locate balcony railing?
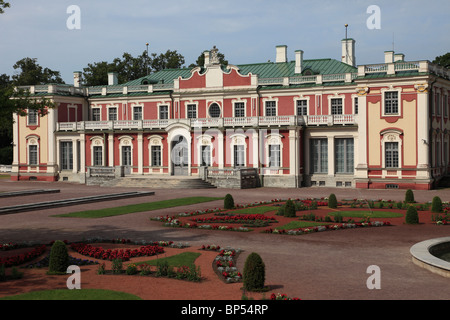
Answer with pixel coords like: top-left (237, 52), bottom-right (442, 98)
top-left (56, 115), bottom-right (357, 132)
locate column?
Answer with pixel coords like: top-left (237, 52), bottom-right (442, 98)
top-left (327, 136), bottom-right (335, 177)
top-left (252, 130), bottom-right (259, 169)
top-left (138, 132), bottom-right (143, 175)
top-left (108, 134), bottom-right (114, 167)
top-left (218, 130), bottom-right (224, 169)
top-left (80, 133), bottom-right (86, 173)
top-left (416, 87), bottom-right (430, 179)
top-left (72, 138), bottom-right (78, 173)
top-left (355, 94), bottom-right (368, 180)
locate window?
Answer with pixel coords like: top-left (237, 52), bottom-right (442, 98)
top-left (234, 102), bottom-right (245, 118)
top-left (297, 100), bottom-right (308, 116)
top-left (201, 145), bottom-right (211, 166)
top-left (122, 146), bottom-right (132, 166)
top-left (234, 145), bottom-right (245, 167)
top-left (60, 142), bottom-right (73, 170)
top-left (310, 139), bottom-right (328, 174)
top-left (159, 105), bottom-right (169, 120)
top-left (354, 97), bottom-right (359, 115)
top-left (151, 146), bottom-right (162, 167)
top-left (92, 109), bottom-right (101, 121)
top-left (445, 95), bottom-right (448, 117)
top-left (385, 142), bottom-right (399, 168)
top-left (384, 92), bottom-right (399, 115)
top-left (187, 104), bottom-right (197, 119)
top-left (93, 146), bottom-right (103, 166)
top-left (331, 98), bottom-right (343, 115)
top-left (28, 109), bottom-right (38, 125)
top-left (209, 103), bottom-right (221, 118)
top-left (29, 145), bottom-right (38, 166)
top-left (108, 108), bottom-right (117, 121)
top-left (265, 101), bottom-right (277, 117)
top-left (133, 106), bottom-right (143, 120)
top-left (335, 138), bottom-right (354, 174)
top-left (269, 145), bottom-right (281, 168)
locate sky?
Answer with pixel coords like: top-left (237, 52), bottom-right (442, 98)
top-left (1, 0), bottom-right (449, 84)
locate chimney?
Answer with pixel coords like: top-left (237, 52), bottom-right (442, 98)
top-left (203, 50), bottom-right (210, 67)
top-left (108, 72), bottom-right (118, 86)
top-left (394, 53), bottom-right (405, 62)
top-left (341, 38), bottom-right (356, 67)
top-left (276, 45), bottom-right (287, 63)
top-left (295, 50), bottom-right (304, 74)
top-left (384, 51), bottom-right (395, 63)
top-left (73, 71), bottom-right (82, 88)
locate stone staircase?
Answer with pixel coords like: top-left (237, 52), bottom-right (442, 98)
top-left (98, 176), bottom-right (217, 189)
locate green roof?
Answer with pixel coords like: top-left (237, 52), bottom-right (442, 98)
top-left (120, 58), bottom-right (357, 88)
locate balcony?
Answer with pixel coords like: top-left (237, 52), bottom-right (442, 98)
top-left (56, 115), bottom-right (357, 132)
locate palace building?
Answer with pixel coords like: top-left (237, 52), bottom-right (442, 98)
top-left (11, 40), bottom-right (450, 190)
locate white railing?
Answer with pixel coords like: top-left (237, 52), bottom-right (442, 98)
top-left (364, 64), bottom-right (388, 73)
top-left (57, 115), bottom-right (355, 131)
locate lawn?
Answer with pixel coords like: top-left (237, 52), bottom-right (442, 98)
top-left (52, 197), bottom-right (223, 218)
top-left (134, 252), bottom-right (201, 267)
top-left (231, 206), bottom-right (278, 215)
top-left (329, 210), bottom-right (404, 219)
top-left (276, 221), bottom-right (332, 231)
top-left (0, 289), bottom-right (142, 300)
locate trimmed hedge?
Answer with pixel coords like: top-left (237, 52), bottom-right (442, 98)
top-left (224, 194), bottom-right (235, 210)
top-left (48, 240), bottom-right (69, 274)
top-left (243, 253), bottom-right (265, 292)
top-left (405, 206), bottom-right (419, 225)
top-left (328, 194), bottom-right (338, 209)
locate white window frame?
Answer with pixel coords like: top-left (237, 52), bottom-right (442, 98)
top-left (196, 135), bottom-right (214, 167)
top-left (118, 136), bottom-right (134, 167)
top-left (107, 106), bottom-right (118, 121)
top-left (381, 129), bottom-right (403, 176)
top-left (294, 97), bottom-right (309, 116)
top-left (263, 99), bottom-right (278, 117)
top-left (158, 104), bottom-right (169, 120)
top-left (27, 109), bottom-right (38, 126)
top-left (148, 135), bottom-right (164, 168)
top-left (208, 102), bottom-right (222, 119)
top-left (133, 106), bottom-right (143, 120)
top-left (90, 136), bottom-right (105, 167)
top-left (233, 101), bottom-right (247, 118)
top-left (264, 133), bottom-right (284, 174)
top-left (186, 103), bottom-right (198, 119)
top-left (91, 107), bottom-right (101, 121)
top-left (26, 136), bottom-right (40, 166)
top-left (230, 133), bottom-right (247, 168)
top-left (381, 87), bottom-right (402, 117)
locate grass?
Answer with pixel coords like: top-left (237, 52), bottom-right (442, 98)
top-left (52, 196), bottom-right (223, 218)
top-left (329, 211), bottom-right (403, 219)
top-left (276, 221), bottom-right (331, 230)
top-left (134, 252), bottom-right (201, 267)
top-left (231, 206), bottom-right (277, 215)
top-left (0, 289), bottom-right (142, 300)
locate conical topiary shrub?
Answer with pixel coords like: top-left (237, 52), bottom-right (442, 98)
top-left (48, 240), bottom-right (70, 274)
top-left (405, 205), bottom-right (419, 225)
top-left (284, 199), bottom-right (296, 217)
top-left (243, 252), bottom-right (266, 292)
top-left (328, 194), bottom-right (338, 209)
top-left (224, 194), bottom-right (235, 209)
top-left (405, 189), bottom-right (415, 203)
top-left (431, 196), bottom-right (443, 213)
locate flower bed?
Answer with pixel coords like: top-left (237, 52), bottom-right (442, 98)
top-left (70, 243), bottom-right (165, 262)
top-left (210, 247), bottom-right (243, 284)
top-left (0, 245), bottom-right (47, 267)
top-left (192, 214), bottom-right (277, 224)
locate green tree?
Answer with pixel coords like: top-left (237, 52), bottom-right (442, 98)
top-left (328, 194), bottom-right (338, 209)
top-left (431, 196), bottom-right (443, 213)
top-left (150, 50), bottom-right (185, 72)
top-left (224, 194), bottom-right (235, 209)
top-left (12, 58), bottom-right (64, 86)
top-left (405, 206), bottom-right (419, 225)
top-left (433, 53), bottom-right (450, 68)
top-left (48, 240), bottom-right (70, 274)
top-left (0, 1), bottom-right (10, 14)
top-left (405, 189), bottom-right (415, 203)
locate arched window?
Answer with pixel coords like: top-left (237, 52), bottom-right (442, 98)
top-left (209, 103), bottom-right (221, 118)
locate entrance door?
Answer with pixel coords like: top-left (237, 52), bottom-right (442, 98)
top-left (122, 146), bottom-right (132, 175)
top-left (172, 136), bottom-right (189, 176)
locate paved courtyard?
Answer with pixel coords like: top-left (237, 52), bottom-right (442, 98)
top-left (1, 179), bottom-right (450, 300)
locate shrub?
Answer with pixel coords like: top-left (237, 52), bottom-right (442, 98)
top-left (396, 201), bottom-right (403, 209)
top-left (243, 253), bottom-right (265, 292)
top-left (48, 240), bottom-right (69, 274)
top-left (112, 259), bottom-right (123, 274)
top-left (126, 263), bottom-right (138, 275)
top-left (328, 194), bottom-right (338, 209)
top-left (224, 194), bottom-right (235, 209)
top-left (405, 206), bottom-right (419, 225)
top-left (405, 189), bottom-right (415, 203)
top-left (284, 200), bottom-right (296, 218)
top-left (431, 196), bottom-right (443, 213)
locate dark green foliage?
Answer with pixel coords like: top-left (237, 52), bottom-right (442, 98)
top-left (328, 194), bottom-right (338, 209)
top-left (224, 194), bottom-right (235, 209)
top-left (243, 253), bottom-right (265, 292)
top-left (405, 189), bottom-right (415, 203)
top-left (284, 200), bottom-right (296, 218)
top-left (405, 206), bottom-right (419, 225)
top-left (431, 196), bottom-right (443, 213)
top-left (48, 240), bottom-right (69, 274)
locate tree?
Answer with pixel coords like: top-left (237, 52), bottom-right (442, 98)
top-left (433, 53), bottom-right (450, 68)
top-left (48, 240), bottom-right (70, 274)
top-left (0, 1), bottom-right (10, 14)
top-left (405, 206), bottom-right (419, 225)
top-left (243, 253), bottom-right (266, 292)
top-left (12, 58), bottom-right (64, 86)
top-left (189, 49), bottom-right (228, 68)
top-left (150, 50), bottom-right (185, 72)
